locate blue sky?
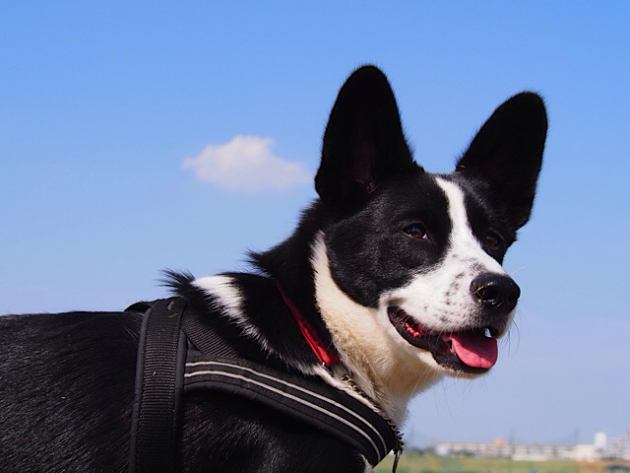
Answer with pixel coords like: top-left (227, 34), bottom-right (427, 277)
top-left (1, 2), bottom-right (629, 445)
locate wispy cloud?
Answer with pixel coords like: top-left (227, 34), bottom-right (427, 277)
top-left (183, 135), bottom-right (311, 192)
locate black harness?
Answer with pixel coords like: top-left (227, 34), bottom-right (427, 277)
top-left (126, 297), bottom-right (402, 472)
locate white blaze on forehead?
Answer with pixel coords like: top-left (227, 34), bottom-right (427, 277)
top-left (434, 177), bottom-right (504, 275)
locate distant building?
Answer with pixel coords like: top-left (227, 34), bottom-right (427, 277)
top-left (608, 430), bottom-right (630, 461)
top-left (433, 430), bottom-right (630, 462)
top-left (595, 432), bottom-right (608, 450)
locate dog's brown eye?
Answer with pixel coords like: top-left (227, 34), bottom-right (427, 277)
top-left (484, 231), bottom-right (503, 250)
top-left (403, 223), bottom-right (429, 240)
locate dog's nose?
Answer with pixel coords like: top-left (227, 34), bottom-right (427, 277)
top-left (470, 273), bottom-right (520, 312)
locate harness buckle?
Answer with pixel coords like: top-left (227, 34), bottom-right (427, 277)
top-left (392, 447), bottom-right (402, 473)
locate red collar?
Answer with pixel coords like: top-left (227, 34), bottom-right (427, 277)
top-left (277, 284), bottom-right (339, 367)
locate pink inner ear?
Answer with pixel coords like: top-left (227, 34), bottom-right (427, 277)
top-left (351, 141), bottom-right (377, 190)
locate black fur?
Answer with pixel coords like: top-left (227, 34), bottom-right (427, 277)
top-left (455, 92), bottom-right (547, 230)
top-left (0, 313), bottom-right (140, 471)
top-left (0, 65), bottom-right (547, 472)
top-left (316, 65), bottom-right (420, 210)
top-left (0, 282), bottom-right (365, 473)
top-left (325, 173), bottom-right (453, 307)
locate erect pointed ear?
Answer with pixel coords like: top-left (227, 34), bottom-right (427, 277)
top-left (455, 92), bottom-right (548, 229)
top-left (315, 65), bottom-right (419, 208)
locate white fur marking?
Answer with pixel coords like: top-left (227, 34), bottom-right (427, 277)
top-left (192, 275), bottom-right (275, 354)
top-left (362, 455), bottom-right (373, 472)
top-left (312, 233), bottom-right (441, 424)
top-left (437, 177), bottom-right (505, 276)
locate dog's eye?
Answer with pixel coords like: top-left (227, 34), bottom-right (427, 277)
top-left (484, 230), bottom-right (504, 250)
top-left (403, 223), bottom-right (430, 240)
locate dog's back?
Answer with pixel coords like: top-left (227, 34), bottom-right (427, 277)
top-left (0, 311), bottom-right (367, 473)
top-left (0, 313), bottom-right (139, 471)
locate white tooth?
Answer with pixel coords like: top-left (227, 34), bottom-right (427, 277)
top-left (484, 327), bottom-right (492, 338)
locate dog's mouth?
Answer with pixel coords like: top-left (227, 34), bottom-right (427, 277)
top-left (387, 307), bottom-right (499, 374)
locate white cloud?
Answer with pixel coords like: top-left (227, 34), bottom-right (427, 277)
top-left (183, 135), bottom-right (311, 192)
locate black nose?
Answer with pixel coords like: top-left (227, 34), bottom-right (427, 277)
top-left (470, 273), bottom-right (521, 312)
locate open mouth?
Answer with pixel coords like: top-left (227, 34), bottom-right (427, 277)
top-left (387, 307), bottom-right (499, 374)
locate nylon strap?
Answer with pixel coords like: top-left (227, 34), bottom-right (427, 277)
top-left (126, 297), bottom-right (400, 470)
top-left (183, 353), bottom-right (398, 466)
top-left (128, 297), bottom-right (186, 473)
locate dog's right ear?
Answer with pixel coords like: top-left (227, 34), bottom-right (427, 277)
top-left (315, 66), bottom-right (418, 208)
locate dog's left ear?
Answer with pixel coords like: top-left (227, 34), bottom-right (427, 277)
top-left (455, 92), bottom-right (548, 229)
top-left (315, 66), bottom-right (418, 208)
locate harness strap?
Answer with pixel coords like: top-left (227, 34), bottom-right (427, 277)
top-left (184, 352), bottom-right (397, 466)
top-left (128, 297), bottom-right (186, 473)
top-left (181, 300), bottom-right (239, 359)
top-left (126, 297), bottom-right (401, 470)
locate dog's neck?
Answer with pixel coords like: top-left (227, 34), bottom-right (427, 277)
top-left (250, 208), bottom-right (442, 423)
top-left (310, 234), bottom-right (441, 424)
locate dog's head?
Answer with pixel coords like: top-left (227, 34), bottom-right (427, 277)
top-left (313, 66), bottom-right (547, 379)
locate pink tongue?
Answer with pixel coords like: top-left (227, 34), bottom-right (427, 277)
top-left (445, 332), bottom-right (498, 369)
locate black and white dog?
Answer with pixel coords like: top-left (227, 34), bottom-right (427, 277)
top-left (0, 66), bottom-right (547, 473)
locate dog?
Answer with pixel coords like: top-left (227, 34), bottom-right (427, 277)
top-left (0, 65), bottom-right (547, 473)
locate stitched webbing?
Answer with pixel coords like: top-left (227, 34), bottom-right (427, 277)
top-left (128, 298), bottom-right (186, 473)
top-left (183, 354), bottom-right (398, 466)
top-left (126, 298), bottom-right (400, 469)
